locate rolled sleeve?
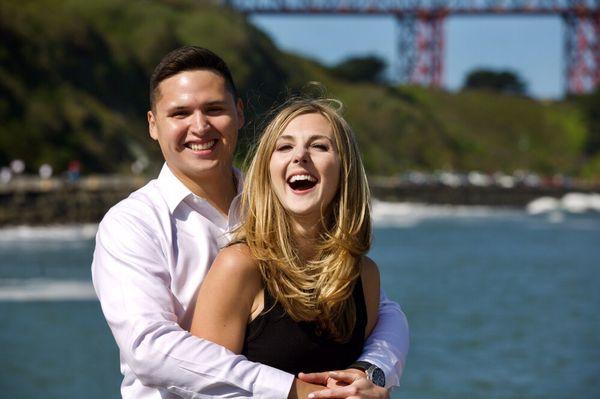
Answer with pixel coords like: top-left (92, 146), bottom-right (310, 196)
top-left (358, 289), bottom-right (409, 389)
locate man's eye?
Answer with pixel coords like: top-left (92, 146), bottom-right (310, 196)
top-left (170, 111), bottom-right (189, 118)
top-left (206, 108), bottom-right (224, 115)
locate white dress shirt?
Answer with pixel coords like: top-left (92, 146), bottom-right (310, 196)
top-left (92, 164), bottom-right (409, 399)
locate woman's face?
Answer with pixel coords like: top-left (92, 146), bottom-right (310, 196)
top-left (269, 112), bottom-right (341, 225)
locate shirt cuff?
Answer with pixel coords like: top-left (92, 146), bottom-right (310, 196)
top-left (357, 354), bottom-right (402, 389)
top-left (254, 365), bottom-right (295, 399)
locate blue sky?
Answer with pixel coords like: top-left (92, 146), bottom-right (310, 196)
top-left (251, 15), bottom-right (563, 99)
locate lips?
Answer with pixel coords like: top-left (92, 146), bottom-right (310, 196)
top-left (287, 173), bottom-right (318, 191)
top-left (186, 140), bottom-right (217, 151)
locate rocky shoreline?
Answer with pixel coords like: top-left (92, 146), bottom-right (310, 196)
top-left (0, 176), bottom-right (146, 226)
top-left (0, 175), bottom-right (598, 226)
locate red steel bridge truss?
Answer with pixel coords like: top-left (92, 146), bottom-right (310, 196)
top-left (223, 1), bottom-right (600, 94)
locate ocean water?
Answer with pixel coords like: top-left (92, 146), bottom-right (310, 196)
top-left (0, 205), bottom-right (598, 399)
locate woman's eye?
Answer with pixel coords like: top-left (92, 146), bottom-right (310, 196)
top-left (312, 143), bottom-right (329, 151)
top-left (275, 144), bottom-right (292, 151)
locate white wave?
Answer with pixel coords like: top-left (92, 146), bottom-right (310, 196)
top-left (562, 192), bottom-right (600, 213)
top-left (526, 197), bottom-right (561, 215)
top-left (0, 279), bottom-right (97, 301)
top-left (526, 192), bottom-right (600, 215)
top-left (0, 224), bottom-right (98, 242)
top-left (372, 200), bottom-right (522, 227)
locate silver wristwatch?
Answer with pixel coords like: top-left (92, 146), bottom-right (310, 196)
top-left (349, 361), bottom-right (386, 387)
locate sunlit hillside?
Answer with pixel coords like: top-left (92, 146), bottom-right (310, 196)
top-left (1, 0), bottom-right (598, 178)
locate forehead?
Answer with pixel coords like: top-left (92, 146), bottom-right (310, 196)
top-left (279, 112), bottom-right (333, 138)
top-left (155, 70), bottom-right (232, 106)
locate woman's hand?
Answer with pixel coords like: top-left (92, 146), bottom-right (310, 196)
top-left (299, 370), bottom-right (389, 399)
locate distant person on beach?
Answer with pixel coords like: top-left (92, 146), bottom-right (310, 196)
top-left (190, 98), bottom-right (391, 397)
top-left (92, 46), bottom-right (408, 398)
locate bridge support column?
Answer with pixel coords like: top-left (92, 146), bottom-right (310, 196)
top-left (564, 11), bottom-right (600, 94)
top-left (396, 12), bottom-right (446, 88)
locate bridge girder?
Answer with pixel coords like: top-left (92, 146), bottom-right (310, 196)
top-left (225, 1), bottom-right (600, 15)
top-left (225, 1), bottom-right (600, 93)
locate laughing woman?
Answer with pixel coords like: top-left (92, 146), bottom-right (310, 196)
top-left (190, 99), bottom-right (388, 398)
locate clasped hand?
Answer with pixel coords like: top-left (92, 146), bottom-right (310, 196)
top-left (298, 369), bottom-right (390, 399)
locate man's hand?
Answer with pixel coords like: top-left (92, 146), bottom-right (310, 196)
top-left (298, 368), bottom-right (365, 389)
top-left (298, 370), bottom-right (389, 399)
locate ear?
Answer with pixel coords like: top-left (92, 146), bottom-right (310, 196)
top-left (235, 98), bottom-right (245, 129)
top-left (148, 110), bottom-right (158, 141)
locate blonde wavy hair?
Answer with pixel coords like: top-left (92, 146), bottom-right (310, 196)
top-left (236, 98), bottom-right (372, 342)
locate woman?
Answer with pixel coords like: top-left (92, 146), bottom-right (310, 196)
top-left (190, 98), bottom-right (385, 397)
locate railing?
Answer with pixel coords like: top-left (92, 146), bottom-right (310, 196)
top-left (224, 1), bottom-right (600, 15)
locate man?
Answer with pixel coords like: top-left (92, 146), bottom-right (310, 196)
top-left (92, 46), bottom-right (408, 399)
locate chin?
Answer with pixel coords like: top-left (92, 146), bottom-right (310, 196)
top-left (289, 206), bottom-right (323, 219)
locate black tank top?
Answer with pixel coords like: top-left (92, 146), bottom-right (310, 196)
top-left (242, 278), bottom-right (367, 376)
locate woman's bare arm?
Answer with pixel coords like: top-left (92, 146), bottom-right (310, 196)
top-left (190, 244), bottom-right (263, 353)
top-left (361, 256), bottom-right (381, 338)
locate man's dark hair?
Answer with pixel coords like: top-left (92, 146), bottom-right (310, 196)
top-left (149, 46), bottom-right (239, 110)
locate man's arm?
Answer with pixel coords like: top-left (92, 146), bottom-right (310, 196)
top-left (357, 289), bottom-right (409, 388)
top-left (91, 205), bottom-right (294, 398)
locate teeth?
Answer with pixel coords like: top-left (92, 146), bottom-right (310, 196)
top-left (188, 141), bottom-right (216, 151)
top-left (288, 174), bottom-right (316, 183)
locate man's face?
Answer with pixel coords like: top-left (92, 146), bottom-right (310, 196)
top-left (147, 70), bottom-right (244, 184)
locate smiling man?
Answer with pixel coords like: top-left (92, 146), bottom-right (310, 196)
top-left (147, 67), bottom-right (242, 215)
top-left (92, 46), bottom-right (408, 399)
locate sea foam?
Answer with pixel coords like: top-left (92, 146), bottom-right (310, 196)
top-left (0, 206), bottom-right (525, 236)
top-left (0, 279), bottom-right (96, 301)
top-left (0, 224), bottom-right (98, 242)
top-left (371, 200), bottom-right (522, 227)
top-left (526, 192), bottom-right (600, 215)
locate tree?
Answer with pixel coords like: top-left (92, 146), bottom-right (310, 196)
top-left (580, 87), bottom-right (600, 156)
top-left (331, 55), bottom-right (387, 83)
top-left (463, 69), bottom-right (527, 95)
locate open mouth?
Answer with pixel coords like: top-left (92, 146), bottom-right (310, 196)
top-left (287, 174), bottom-right (317, 191)
top-left (186, 140), bottom-right (217, 151)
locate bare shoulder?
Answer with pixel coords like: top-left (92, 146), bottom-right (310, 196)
top-left (211, 243), bottom-right (261, 284)
top-left (361, 256), bottom-right (381, 286)
top-left (191, 243), bottom-right (262, 352)
top-left (215, 243), bottom-right (257, 266)
top-left (196, 243), bottom-right (263, 315)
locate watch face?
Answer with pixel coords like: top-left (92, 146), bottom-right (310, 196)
top-left (368, 367), bottom-right (386, 387)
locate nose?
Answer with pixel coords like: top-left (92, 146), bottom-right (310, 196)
top-left (190, 111), bottom-right (209, 134)
top-left (292, 146), bottom-right (309, 164)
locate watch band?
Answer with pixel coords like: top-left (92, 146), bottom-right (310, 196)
top-left (348, 361), bottom-right (386, 388)
top-left (348, 360), bottom-right (372, 372)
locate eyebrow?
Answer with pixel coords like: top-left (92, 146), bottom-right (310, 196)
top-left (166, 100), bottom-right (228, 111)
top-left (204, 100), bottom-right (228, 106)
top-left (166, 106), bottom-right (190, 112)
top-left (276, 134), bottom-right (333, 142)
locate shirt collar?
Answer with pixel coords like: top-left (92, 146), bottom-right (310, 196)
top-left (232, 167), bottom-right (244, 195)
top-left (156, 163), bottom-right (244, 214)
top-left (157, 164), bottom-right (193, 213)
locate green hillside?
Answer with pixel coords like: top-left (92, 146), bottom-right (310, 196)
top-left (1, 0), bottom-right (598, 178)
